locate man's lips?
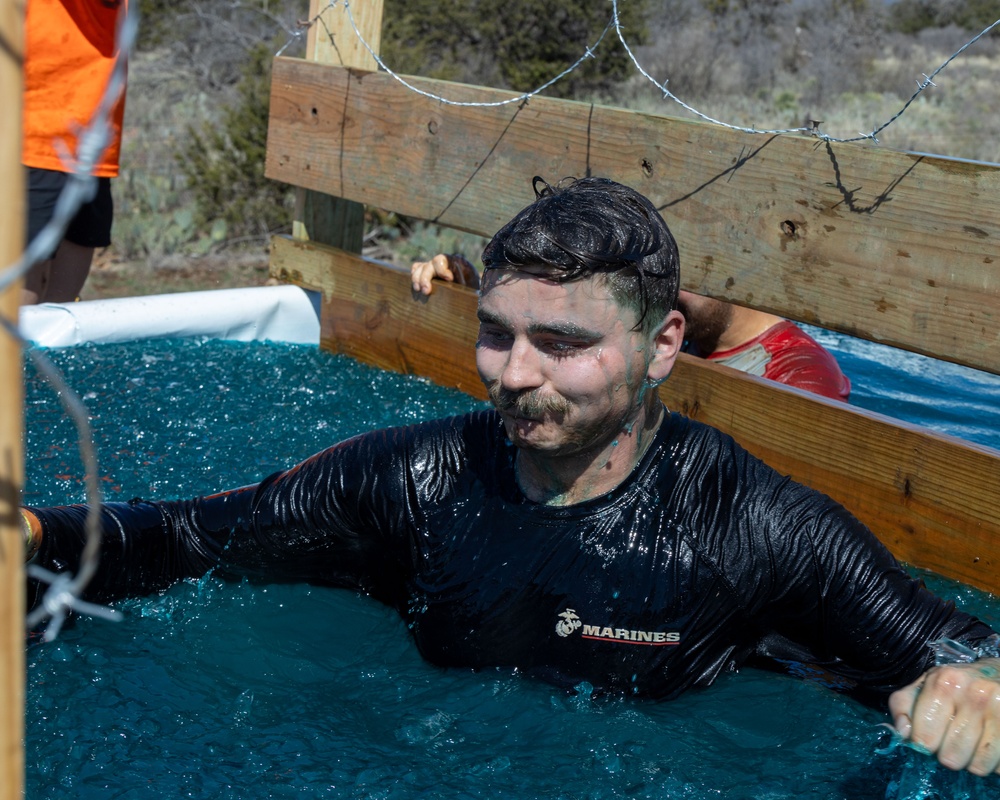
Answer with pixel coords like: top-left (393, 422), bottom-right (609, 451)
top-left (504, 410), bottom-right (542, 423)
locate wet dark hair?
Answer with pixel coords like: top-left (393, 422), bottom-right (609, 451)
top-left (481, 176), bottom-right (679, 334)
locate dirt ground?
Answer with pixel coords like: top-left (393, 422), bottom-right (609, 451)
top-left (79, 246), bottom-right (276, 301)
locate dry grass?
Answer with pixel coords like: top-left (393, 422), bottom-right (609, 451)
top-left (615, 28), bottom-right (1000, 164)
top-left (80, 248), bottom-right (273, 301)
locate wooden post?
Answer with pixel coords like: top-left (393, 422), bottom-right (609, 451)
top-left (0, 0), bottom-right (25, 795)
top-left (292, 0), bottom-right (384, 250)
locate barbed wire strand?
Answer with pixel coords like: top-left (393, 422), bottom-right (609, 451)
top-left (336, 0), bottom-right (615, 108)
top-left (0, 3), bottom-right (140, 640)
top-left (321, 0), bottom-right (1000, 145)
top-left (610, 0), bottom-right (1000, 143)
top-left (3, 316), bottom-right (122, 638)
top-left (607, 0), bottom-right (807, 136)
top-left (837, 15), bottom-right (1000, 144)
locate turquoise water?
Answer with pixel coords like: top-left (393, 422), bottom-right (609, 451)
top-left (22, 339), bottom-right (1000, 799)
top-left (806, 325), bottom-right (1000, 452)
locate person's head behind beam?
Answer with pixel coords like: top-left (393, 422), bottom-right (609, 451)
top-left (480, 176), bottom-right (680, 336)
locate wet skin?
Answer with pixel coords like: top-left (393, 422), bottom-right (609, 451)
top-left (676, 290), bottom-right (733, 353)
top-left (475, 269), bottom-right (683, 505)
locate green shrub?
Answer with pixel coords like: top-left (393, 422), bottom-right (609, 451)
top-left (175, 43), bottom-right (294, 243)
top-left (382, 0), bottom-right (650, 98)
top-left (885, 0), bottom-right (1000, 34)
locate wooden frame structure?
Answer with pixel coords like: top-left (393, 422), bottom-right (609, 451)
top-left (265, 1), bottom-right (1000, 595)
top-left (1, 0), bottom-right (24, 795)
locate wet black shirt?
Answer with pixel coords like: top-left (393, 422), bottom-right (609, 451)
top-left (31, 409), bottom-right (994, 700)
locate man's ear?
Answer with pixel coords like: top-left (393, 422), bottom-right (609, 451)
top-left (646, 310), bottom-right (685, 385)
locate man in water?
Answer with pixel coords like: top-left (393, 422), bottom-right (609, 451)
top-left (411, 255), bottom-right (851, 401)
top-left (23, 177), bottom-right (1000, 776)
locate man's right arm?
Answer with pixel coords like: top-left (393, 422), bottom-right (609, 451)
top-left (23, 413), bottom-right (483, 610)
top-left (26, 486), bottom-right (276, 606)
top-left (24, 429), bottom-right (416, 607)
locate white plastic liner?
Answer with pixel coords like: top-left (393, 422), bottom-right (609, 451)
top-left (18, 285), bottom-right (321, 347)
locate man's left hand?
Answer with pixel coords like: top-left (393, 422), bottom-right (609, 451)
top-left (889, 657), bottom-right (1000, 775)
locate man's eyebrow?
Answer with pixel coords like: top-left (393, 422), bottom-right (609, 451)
top-left (476, 309), bottom-right (601, 341)
top-left (527, 320), bottom-right (602, 340)
top-left (476, 308), bottom-right (507, 327)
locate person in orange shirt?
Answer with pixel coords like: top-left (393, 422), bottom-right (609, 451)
top-left (21, 0), bottom-right (128, 304)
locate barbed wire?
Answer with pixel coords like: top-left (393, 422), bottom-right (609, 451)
top-left (845, 16), bottom-right (1000, 145)
top-left (3, 316), bottom-right (124, 640)
top-left (294, 0), bottom-right (1000, 145)
top-left (609, 1), bottom-right (1000, 144)
top-left (0, 2), bottom-right (139, 641)
top-left (318, 0), bottom-right (616, 108)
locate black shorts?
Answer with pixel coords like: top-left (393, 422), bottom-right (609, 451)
top-left (27, 167), bottom-right (114, 256)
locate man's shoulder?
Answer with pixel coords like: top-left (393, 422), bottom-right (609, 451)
top-left (381, 409), bottom-right (511, 501)
top-left (664, 410), bottom-right (738, 449)
top-left (662, 413), bottom-right (852, 544)
top-left (320, 410), bottom-right (505, 495)
top-left (410, 408), bottom-right (501, 437)
top-left (757, 322), bottom-right (851, 400)
top-left (662, 411), bottom-right (803, 493)
top-left (760, 320), bottom-right (825, 350)
top-left (375, 408), bottom-right (504, 453)
top-left (661, 411), bottom-right (755, 475)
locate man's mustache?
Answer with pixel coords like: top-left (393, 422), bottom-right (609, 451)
top-left (486, 382), bottom-right (569, 417)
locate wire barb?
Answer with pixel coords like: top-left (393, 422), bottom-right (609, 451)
top-left (25, 566), bottom-right (122, 642)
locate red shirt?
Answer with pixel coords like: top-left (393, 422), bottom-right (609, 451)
top-left (708, 320), bottom-right (851, 401)
top-left (22, 0), bottom-right (127, 177)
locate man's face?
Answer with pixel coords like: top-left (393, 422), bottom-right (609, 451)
top-left (677, 290), bottom-right (733, 353)
top-left (476, 270), bottom-right (654, 457)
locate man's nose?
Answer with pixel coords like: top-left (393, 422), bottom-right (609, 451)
top-left (501, 338), bottom-right (544, 392)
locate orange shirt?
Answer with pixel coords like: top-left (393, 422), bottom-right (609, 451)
top-left (22, 0), bottom-right (128, 177)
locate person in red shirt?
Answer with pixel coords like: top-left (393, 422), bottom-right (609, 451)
top-left (678, 290), bottom-right (851, 401)
top-left (410, 256), bottom-right (851, 401)
top-left (21, 0), bottom-right (128, 304)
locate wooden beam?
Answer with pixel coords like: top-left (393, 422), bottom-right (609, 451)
top-left (290, 0), bottom-right (384, 251)
top-left (271, 235), bottom-right (485, 397)
top-left (0, 0), bottom-right (25, 794)
top-left (304, 0), bottom-right (381, 70)
top-left (660, 358), bottom-right (1000, 594)
top-left (265, 59), bottom-right (1000, 376)
top-left (270, 234), bottom-right (1000, 595)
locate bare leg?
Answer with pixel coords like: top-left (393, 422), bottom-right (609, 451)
top-left (21, 259), bottom-right (51, 305)
top-left (43, 240), bottom-right (95, 302)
